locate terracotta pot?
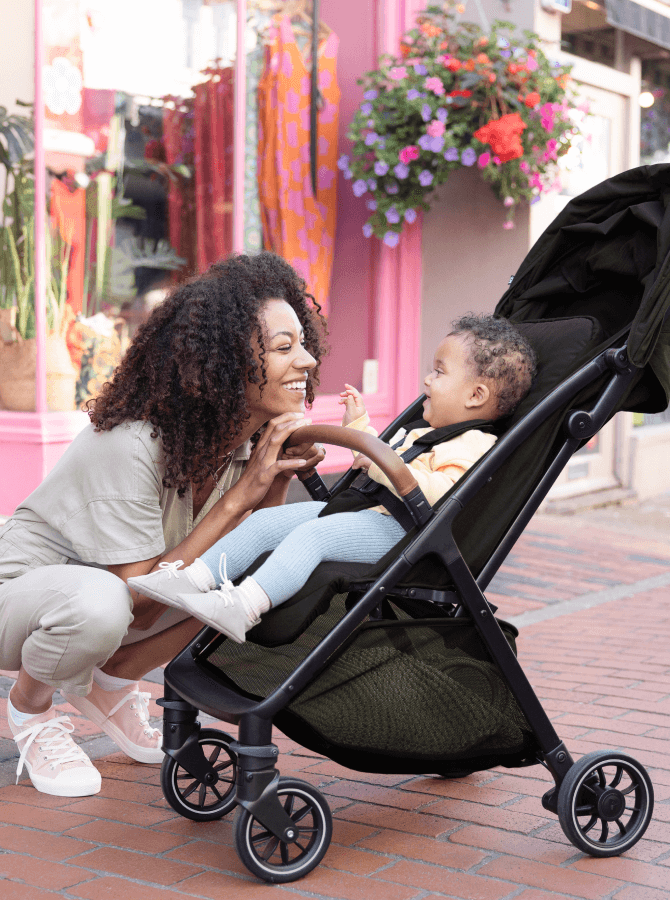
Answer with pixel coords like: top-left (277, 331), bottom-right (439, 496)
top-left (0, 328), bottom-right (77, 412)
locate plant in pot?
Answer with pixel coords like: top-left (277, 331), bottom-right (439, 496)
top-left (0, 104), bottom-right (77, 411)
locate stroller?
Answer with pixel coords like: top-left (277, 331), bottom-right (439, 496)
top-left (158, 164), bottom-right (670, 882)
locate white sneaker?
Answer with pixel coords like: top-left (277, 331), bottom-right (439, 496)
top-left (128, 560), bottom-right (205, 608)
top-left (8, 708), bottom-right (101, 797)
top-left (175, 579), bottom-right (264, 643)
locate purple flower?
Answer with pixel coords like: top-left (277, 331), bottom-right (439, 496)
top-left (404, 208), bottom-right (417, 224)
top-left (366, 198), bottom-right (377, 210)
top-left (385, 206), bottom-right (400, 224)
top-left (406, 89), bottom-right (421, 101)
top-left (365, 132), bottom-right (379, 146)
top-left (436, 108), bottom-right (448, 123)
top-left (383, 231), bottom-right (400, 247)
top-left (418, 134), bottom-right (433, 151)
top-left (429, 135), bottom-right (445, 152)
top-left (414, 63), bottom-right (428, 75)
top-left (364, 89), bottom-right (378, 100)
top-left (337, 154), bottom-right (350, 170)
top-left (343, 168), bottom-right (353, 179)
top-left (353, 179), bottom-right (368, 197)
top-left (361, 102), bottom-right (373, 115)
top-left (367, 178), bottom-right (377, 191)
top-left (374, 160), bottom-right (389, 176)
top-left (386, 182), bottom-right (399, 194)
top-left (418, 169), bottom-right (434, 187)
top-left (501, 49), bottom-right (511, 58)
top-left (461, 148), bottom-right (477, 167)
top-left (367, 119), bottom-right (375, 127)
top-left (421, 103), bottom-right (432, 122)
top-left (394, 162), bottom-right (410, 179)
top-left (444, 147), bottom-right (459, 162)
top-left (377, 138), bottom-right (386, 149)
top-left (362, 222), bottom-right (374, 237)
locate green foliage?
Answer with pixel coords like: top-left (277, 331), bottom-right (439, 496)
top-left (342, 1), bottom-right (579, 243)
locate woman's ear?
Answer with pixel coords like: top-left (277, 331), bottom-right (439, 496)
top-left (465, 382), bottom-right (490, 409)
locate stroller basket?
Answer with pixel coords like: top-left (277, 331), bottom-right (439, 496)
top-left (206, 595), bottom-right (534, 771)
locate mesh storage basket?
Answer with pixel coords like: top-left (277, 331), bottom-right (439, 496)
top-left (206, 594), bottom-right (535, 770)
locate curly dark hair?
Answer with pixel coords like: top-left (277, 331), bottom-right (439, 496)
top-left (89, 252), bottom-right (327, 495)
top-left (450, 314), bottom-right (537, 418)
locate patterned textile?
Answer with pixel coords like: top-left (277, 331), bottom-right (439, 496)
top-left (258, 17), bottom-right (340, 315)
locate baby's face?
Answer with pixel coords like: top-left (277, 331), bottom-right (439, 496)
top-left (423, 333), bottom-right (482, 428)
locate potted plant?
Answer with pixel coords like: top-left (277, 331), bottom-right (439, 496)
top-left (339, 1), bottom-right (578, 245)
top-left (0, 104), bottom-right (77, 411)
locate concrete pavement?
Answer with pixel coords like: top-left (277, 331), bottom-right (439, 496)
top-left (0, 495), bottom-right (669, 899)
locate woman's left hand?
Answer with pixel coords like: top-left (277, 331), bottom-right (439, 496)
top-left (279, 440), bottom-right (326, 478)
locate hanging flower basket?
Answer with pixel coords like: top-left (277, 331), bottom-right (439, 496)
top-left (340, 2), bottom-right (578, 245)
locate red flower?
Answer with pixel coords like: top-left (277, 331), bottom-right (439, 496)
top-left (524, 92), bottom-right (541, 108)
top-left (449, 89), bottom-right (472, 98)
top-left (445, 58), bottom-right (461, 72)
top-left (474, 113), bottom-right (526, 163)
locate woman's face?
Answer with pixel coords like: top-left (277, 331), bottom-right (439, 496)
top-left (245, 298), bottom-right (317, 420)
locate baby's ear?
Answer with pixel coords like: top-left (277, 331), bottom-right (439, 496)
top-left (466, 382), bottom-right (490, 408)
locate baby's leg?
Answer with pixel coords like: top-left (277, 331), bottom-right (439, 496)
top-left (252, 509), bottom-right (407, 607)
top-left (200, 502), bottom-right (326, 584)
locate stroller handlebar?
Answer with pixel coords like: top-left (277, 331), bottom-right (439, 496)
top-left (285, 424), bottom-right (419, 498)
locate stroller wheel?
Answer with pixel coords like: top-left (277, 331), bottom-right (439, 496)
top-left (160, 728), bottom-right (237, 821)
top-left (557, 750), bottom-right (654, 858)
top-left (234, 777), bottom-right (332, 883)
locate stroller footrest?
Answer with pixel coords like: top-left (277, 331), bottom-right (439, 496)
top-left (164, 650), bottom-right (261, 724)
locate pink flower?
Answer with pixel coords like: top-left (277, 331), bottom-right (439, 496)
top-left (426, 119), bottom-right (446, 137)
top-left (519, 160), bottom-right (530, 173)
top-left (493, 156), bottom-right (501, 165)
top-left (389, 66), bottom-right (408, 81)
top-left (525, 55), bottom-right (539, 72)
top-left (539, 103), bottom-right (556, 132)
top-left (503, 221), bottom-right (515, 230)
top-left (503, 196), bottom-right (515, 208)
top-left (399, 145), bottom-right (420, 164)
top-left (477, 152), bottom-right (491, 168)
top-left (425, 76), bottom-right (445, 96)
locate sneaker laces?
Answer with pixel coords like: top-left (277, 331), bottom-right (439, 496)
top-left (156, 559), bottom-right (185, 579)
top-left (212, 553), bottom-right (239, 608)
top-left (106, 688), bottom-right (160, 740)
top-left (14, 716), bottom-right (87, 783)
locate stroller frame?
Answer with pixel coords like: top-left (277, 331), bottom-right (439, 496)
top-left (159, 337), bottom-right (654, 881)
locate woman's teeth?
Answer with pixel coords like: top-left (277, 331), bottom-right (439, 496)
top-left (284, 381), bottom-right (306, 392)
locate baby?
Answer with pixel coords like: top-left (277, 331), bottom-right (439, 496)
top-left (129, 315), bottom-right (536, 643)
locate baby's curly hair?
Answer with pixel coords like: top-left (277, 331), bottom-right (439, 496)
top-left (89, 252), bottom-right (327, 495)
top-left (451, 314), bottom-right (537, 418)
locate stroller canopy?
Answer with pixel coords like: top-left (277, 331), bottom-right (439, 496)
top-left (496, 162), bottom-right (670, 413)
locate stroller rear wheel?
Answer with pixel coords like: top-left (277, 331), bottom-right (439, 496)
top-left (557, 750), bottom-right (654, 857)
top-left (234, 777), bottom-right (332, 882)
top-left (161, 728), bottom-right (237, 821)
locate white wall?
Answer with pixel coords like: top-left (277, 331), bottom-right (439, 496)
top-left (0, 1), bottom-right (34, 113)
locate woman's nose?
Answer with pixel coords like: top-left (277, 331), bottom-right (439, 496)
top-left (296, 347), bottom-right (317, 370)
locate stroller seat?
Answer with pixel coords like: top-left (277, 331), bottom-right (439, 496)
top-left (159, 164), bottom-right (670, 883)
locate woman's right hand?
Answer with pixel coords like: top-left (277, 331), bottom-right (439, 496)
top-left (224, 412), bottom-right (312, 512)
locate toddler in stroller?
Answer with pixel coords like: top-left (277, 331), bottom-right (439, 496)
top-left (129, 315), bottom-right (536, 642)
top-left (156, 165), bottom-right (670, 884)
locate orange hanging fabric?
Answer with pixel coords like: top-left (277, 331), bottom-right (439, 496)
top-left (258, 16), bottom-right (340, 316)
top-left (50, 178), bottom-right (86, 314)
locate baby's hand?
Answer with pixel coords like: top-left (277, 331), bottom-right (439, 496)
top-left (339, 383), bottom-right (367, 426)
top-left (352, 453), bottom-right (372, 471)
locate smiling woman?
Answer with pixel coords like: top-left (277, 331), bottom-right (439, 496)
top-left (0, 251), bottom-right (327, 799)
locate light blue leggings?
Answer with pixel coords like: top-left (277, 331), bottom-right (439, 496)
top-left (200, 502), bottom-right (406, 607)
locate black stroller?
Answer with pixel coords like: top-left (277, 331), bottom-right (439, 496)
top-left (158, 164), bottom-right (670, 882)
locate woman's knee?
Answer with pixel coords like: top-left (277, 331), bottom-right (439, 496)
top-left (60, 568), bottom-right (133, 643)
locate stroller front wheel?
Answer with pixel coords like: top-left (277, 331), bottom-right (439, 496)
top-left (160, 728), bottom-right (237, 821)
top-left (557, 750), bottom-right (654, 857)
top-left (234, 777), bottom-right (332, 882)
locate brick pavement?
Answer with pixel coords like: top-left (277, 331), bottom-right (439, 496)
top-left (1, 502), bottom-right (670, 899)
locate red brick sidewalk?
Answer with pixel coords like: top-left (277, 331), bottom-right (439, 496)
top-left (1, 510), bottom-right (670, 899)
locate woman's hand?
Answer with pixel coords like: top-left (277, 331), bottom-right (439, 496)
top-left (339, 383), bottom-right (367, 426)
top-left (352, 453), bottom-right (373, 472)
top-left (226, 412), bottom-right (312, 512)
top-left (280, 438), bottom-right (326, 476)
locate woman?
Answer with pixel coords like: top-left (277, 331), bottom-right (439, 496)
top-left (0, 252), bottom-right (326, 797)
